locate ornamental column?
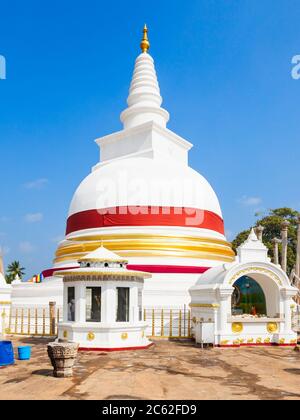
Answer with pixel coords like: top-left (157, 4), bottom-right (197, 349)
top-left (296, 216), bottom-right (300, 277)
top-left (281, 288), bottom-right (296, 333)
top-left (255, 225), bottom-right (265, 242)
top-left (77, 283), bottom-right (86, 323)
top-left (218, 288), bottom-right (232, 333)
top-left (272, 238), bottom-right (282, 265)
top-left (102, 282), bottom-right (116, 324)
top-left (281, 220), bottom-right (290, 273)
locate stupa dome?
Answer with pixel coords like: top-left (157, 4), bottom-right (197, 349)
top-left (68, 157), bottom-right (223, 231)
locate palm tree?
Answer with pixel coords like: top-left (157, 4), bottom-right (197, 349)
top-left (6, 261), bottom-right (25, 283)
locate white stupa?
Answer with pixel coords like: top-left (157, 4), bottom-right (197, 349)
top-left (47, 25), bottom-right (234, 310)
top-left (4, 28), bottom-right (298, 349)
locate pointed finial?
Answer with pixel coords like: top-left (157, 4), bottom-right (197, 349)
top-left (248, 228), bottom-right (258, 241)
top-left (140, 24), bottom-right (150, 53)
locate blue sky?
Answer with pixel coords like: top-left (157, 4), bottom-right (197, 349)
top-left (0, 0), bottom-right (299, 277)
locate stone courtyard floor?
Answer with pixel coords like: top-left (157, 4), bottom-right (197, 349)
top-left (0, 336), bottom-right (300, 400)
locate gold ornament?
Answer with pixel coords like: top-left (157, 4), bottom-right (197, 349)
top-left (63, 330), bottom-right (68, 339)
top-left (190, 303), bottom-right (220, 308)
top-left (87, 332), bottom-right (95, 341)
top-left (279, 338), bottom-right (285, 344)
top-left (140, 24), bottom-right (150, 53)
top-left (121, 333), bottom-right (128, 341)
top-left (267, 322), bottom-right (278, 333)
top-left (232, 322), bottom-right (243, 334)
top-left (264, 338), bottom-right (271, 344)
top-left (256, 337), bottom-right (262, 344)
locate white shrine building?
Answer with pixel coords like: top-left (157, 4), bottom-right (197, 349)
top-left (56, 245), bottom-right (152, 351)
top-left (190, 229), bottom-right (298, 347)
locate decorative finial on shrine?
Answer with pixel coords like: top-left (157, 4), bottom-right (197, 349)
top-left (140, 24), bottom-right (150, 53)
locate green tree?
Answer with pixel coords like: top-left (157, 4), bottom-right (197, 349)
top-left (5, 261), bottom-right (25, 284)
top-left (232, 208), bottom-right (299, 274)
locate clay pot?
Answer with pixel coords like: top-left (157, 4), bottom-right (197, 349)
top-left (47, 342), bottom-right (79, 378)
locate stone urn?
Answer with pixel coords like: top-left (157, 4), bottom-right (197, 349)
top-left (47, 342), bottom-right (79, 378)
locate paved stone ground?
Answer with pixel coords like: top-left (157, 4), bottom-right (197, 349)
top-left (0, 336), bottom-right (300, 400)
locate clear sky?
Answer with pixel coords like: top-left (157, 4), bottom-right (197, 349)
top-left (0, 0), bottom-right (299, 278)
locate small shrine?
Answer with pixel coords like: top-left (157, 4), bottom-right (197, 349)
top-left (190, 229), bottom-right (298, 347)
top-left (55, 246), bottom-right (152, 351)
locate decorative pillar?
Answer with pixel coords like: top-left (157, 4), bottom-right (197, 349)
top-left (218, 288), bottom-right (232, 333)
top-left (272, 238), bottom-right (281, 265)
top-left (49, 302), bottom-right (56, 336)
top-left (77, 283), bottom-right (86, 323)
top-left (281, 220), bottom-right (290, 273)
top-left (296, 216), bottom-right (300, 277)
top-left (281, 289), bottom-right (296, 333)
top-left (255, 225), bottom-right (265, 242)
top-left (102, 282), bottom-right (116, 324)
top-left (63, 285), bottom-right (68, 322)
top-left (130, 282), bottom-right (140, 323)
top-left (219, 299), bottom-right (228, 332)
top-left (284, 299), bottom-right (291, 333)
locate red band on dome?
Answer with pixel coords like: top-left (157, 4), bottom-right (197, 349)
top-left (66, 206), bottom-right (224, 235)
top-left (43, 265), bottom-right (210, 278)
top-left (126, 265), bottom-right (210, 274)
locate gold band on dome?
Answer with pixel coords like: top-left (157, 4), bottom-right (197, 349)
top-left (54, 234), bottom-right (235, 264)
top-left (56, 243), bottom-right (233, 257)
top-left (54, 250), bottom-right (235, 264)
top-left (66, 233), bottom-right (231, 246)
top-left (56, 234), bottom-right (233, 255)
top-left (56, 244), bottom-right (234, 261)
top-left (55, 254), bottom-right (234, 264)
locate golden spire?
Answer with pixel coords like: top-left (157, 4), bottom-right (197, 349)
top-left (140, 24), bottom-right (150, 53)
